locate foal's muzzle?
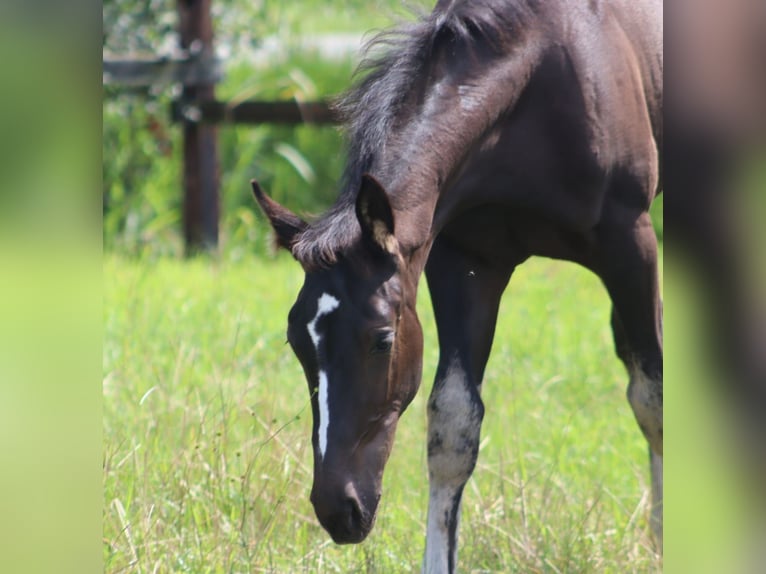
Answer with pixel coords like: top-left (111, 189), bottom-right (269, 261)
top-left (310, 480), bottom-right (379, 544)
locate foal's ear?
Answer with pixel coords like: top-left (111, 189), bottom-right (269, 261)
top-left (355, 174), bottom-right (400, 257)
top-left (251, 180), bottom-right (308, 251)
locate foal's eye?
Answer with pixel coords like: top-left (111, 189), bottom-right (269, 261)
top-left (371, 330), bottom-right (395, 354)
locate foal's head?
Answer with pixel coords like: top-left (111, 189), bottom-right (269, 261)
top-left (253, 175), bottom-right (423, 543)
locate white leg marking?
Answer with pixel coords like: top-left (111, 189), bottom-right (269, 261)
top-left (423, 360), bottom-right (483, 574)
top-left (424, 488), bottom-right (449, 573)
top-left (650, 450), bottom-right (663, 551)
top-left (306, 293), bottom-right (340, 459)
top-left (423, 485), bottom-right (460, 574)
top-left (628, 368), bottom-right (663, 455)
top-left (627, 367), bottom-right (663, 550)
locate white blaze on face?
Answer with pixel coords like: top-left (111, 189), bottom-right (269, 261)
top-left (306, 292), bottom-right (340, 459)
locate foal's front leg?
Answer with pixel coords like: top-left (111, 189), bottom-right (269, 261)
top-left (423, 239), bottom-right (513, 574)
top-left (424, 355), bottom-right (485, 574)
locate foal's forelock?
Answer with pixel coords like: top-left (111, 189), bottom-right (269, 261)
top-left (291, 208), bottom-right (360, 271)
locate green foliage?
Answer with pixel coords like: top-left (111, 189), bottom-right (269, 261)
top-left (103, 0), bottom-right (421, 59)
top-left (103, 252), bottom-right (662, 572)
top-left (103, 0), bottom-right (418, 256)
top-left (103, 0), bottom-right (177, 53)
top-left (103, 53), bottom-right (355, 256)
top-left (103, 92), bottom-right (184, 255)
top-left (215, 55), bottom-right (358, 258)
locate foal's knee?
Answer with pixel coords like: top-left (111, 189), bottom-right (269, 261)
top-left (427, 363), bottom-right (484, 485)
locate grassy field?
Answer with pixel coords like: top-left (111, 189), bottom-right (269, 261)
top-left (104, 250), bottom-right (662, 573)
top-left (104, 4), bottom-right (667, 570)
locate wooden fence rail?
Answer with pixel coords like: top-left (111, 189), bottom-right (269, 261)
top-left (169, 99), bottom-right (337, 125)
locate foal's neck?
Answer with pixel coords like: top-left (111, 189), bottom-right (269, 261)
top-left (368, 46), bottom-right (541, 275)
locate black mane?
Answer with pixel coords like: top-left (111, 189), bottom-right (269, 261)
top-left (291, 0), bottom-right (533, 269)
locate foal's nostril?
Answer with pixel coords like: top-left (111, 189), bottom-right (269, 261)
top-left (344, 495), bottom-right (363, 531)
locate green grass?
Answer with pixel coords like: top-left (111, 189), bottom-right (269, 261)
top-left (104, 252), bottom-right (662, 573)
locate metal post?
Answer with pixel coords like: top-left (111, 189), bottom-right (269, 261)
top-left (177, 0), bottom-right (219, 254)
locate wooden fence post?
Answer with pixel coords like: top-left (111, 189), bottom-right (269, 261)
top-left (177, 0), bottom-right (219, 254)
